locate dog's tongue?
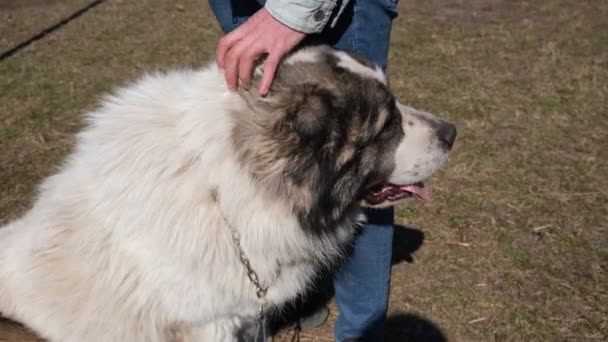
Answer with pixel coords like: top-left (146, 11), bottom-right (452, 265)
top-left (365, 182), bottom-right (431, 205)
top-left (399, 184), bottom-right (431, 201)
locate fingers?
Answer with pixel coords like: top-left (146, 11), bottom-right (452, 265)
top-left (259, 52), bottom-right (282, 96)
top-left (216, 11), bottom-right (264, 70)
top-left (238, 44), bottom-right (265, 89)
top-left (223, 35), bottom-right (270, 91)
top-left (215, 8), bottom-right (307, 94)
top-left (216, 30), bottom-right (243, 69)
top-left (223, 39), bottom-right (252, 90)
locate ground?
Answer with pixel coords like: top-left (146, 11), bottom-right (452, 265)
top-left (0, 0), bottom-right (607, 341)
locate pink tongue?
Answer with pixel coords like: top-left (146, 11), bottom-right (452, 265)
top-left (400, 184), bottom-right (431, 201)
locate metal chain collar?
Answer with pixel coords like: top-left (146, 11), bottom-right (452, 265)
top-left (228, 225), bottom-right (268, 299)
top-left (214, 196), bottom-right (268, 300)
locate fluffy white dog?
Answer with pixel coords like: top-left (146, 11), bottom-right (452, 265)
top-left (0, 46), bottom-right (455, 341)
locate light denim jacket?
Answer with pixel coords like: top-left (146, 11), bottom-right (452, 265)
top-left (265, 0), bottom-right (351, 33)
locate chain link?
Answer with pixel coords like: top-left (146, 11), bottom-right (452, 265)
top-left (226, 216), bottom-right (268, 299)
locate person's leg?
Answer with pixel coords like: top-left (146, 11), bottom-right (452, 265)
top-left (324, 1), bottom-right (399, 340)
top-left (208, 0), bottom-right (262, 34)
top-left (333, 208), bottom-right (394, 341)
top-left (321, 0), bottom-right (398, 70)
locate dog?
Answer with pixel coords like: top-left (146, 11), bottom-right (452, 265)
top-left (0, 45), bottom-right (456, 341)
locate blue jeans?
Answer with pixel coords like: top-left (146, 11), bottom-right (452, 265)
top-left (207, 1), bottom-right (398, 340)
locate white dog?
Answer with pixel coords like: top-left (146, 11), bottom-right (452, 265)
top-left (0, 46), bottom-right (455, 341)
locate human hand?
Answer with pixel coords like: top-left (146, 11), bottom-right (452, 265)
top-left (216, 8), bottom-right (306, 95)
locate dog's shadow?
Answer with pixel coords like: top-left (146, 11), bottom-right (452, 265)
top-left (272, 225), bottom-right (446, 340)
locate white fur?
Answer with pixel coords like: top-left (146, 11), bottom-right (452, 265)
top-left (0, 64), bottom-right (359, 342)
top-left (284, 47), bottom-right (321, 64)
top-left (389, 102), bottom-right (450, 185)
top-left (333, 50), bottom-right (387, 84)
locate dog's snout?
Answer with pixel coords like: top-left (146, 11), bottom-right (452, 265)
top-left (437, 122), bottom-right (457, 150)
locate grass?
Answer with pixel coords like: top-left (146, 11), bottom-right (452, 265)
top-left (1, 0), bottom-right (607, 341)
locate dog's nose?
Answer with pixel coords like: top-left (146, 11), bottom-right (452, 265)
top-left (437, 122), bottom-right (457, 150)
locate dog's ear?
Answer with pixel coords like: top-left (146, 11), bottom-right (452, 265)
top-left (239, 82), bottom-right (334, 137)
top-left (287, 84), bottom-right (333, 137)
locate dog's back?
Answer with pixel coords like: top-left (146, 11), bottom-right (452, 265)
top-left (0, 62), bottom-right (268, 341)
top-left (0, 68), bottom-right (226, 341)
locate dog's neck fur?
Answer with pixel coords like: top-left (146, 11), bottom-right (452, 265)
top-left (177, 81), bottom-right (361, 302)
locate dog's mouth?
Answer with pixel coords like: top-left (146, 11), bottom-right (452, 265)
top-left (364, 182), bottom-right (430, 206)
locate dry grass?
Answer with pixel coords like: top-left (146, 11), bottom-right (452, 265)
top-left (1, 0), bottom-right (607, 341)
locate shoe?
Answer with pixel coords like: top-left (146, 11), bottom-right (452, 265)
top-left (291, 305), bottom-right (330, 330)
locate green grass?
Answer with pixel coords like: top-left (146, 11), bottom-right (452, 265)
top-left (1, 0), bottom-right (607, 341)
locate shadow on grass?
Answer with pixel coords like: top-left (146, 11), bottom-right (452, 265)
top-left (385, 313), bottom-right (447, 342)
top-left (392, 224), bottom-right (426, 265)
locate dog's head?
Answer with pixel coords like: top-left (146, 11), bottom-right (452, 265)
top-left (231, 46), bottom-right (456, 233)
